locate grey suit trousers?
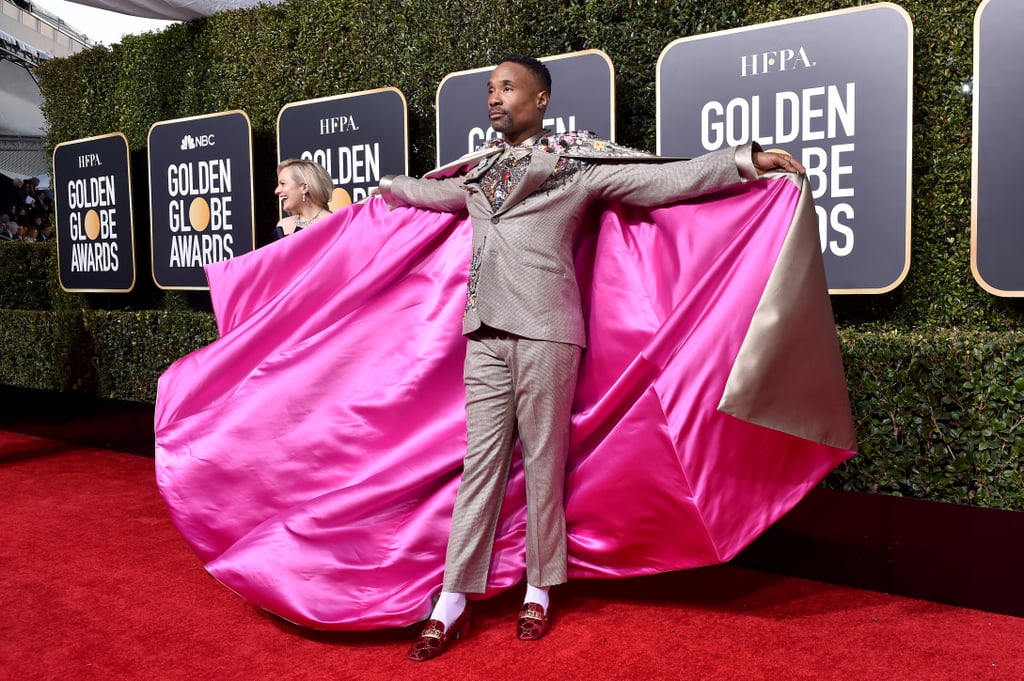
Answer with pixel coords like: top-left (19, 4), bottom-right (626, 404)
top-left (442, 329), bottom-right (581, 593)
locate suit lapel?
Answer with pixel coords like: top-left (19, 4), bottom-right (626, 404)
top-left (464, 151), bottom-right (503, 183)
top-left (424, 147), bottom-right (501, 180)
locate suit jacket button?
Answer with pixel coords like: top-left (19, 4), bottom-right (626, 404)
top-left (491, 216), bottom-right (500, 224)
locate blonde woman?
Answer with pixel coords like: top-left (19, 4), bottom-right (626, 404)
top-left (273, 158), bottom-right (333, 240)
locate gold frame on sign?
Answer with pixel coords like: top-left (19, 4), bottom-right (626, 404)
top-left (656, 3), bottom-right (914, 295)
top-left (52, 131), bottom-right (137, 294)
top-left (146, 109), bottom-right (256, 291)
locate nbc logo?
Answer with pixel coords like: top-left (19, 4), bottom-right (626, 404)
top-left (180, 134), bottom-right (217, 151)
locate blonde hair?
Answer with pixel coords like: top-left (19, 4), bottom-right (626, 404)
top-left (277, 158), bottom-right (334, 211)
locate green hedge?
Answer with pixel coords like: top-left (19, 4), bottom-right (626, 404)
top-left (830, 329), bottom-right (1024, 509)
top-left (6, 0), bottom-right (1023, 511)
top-left (0, 305), bottom-right (217, 400)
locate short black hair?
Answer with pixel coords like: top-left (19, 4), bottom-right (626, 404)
top-left (497, 54), bottom-right (552, 94)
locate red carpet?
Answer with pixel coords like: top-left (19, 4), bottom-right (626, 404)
top-left (2, 429), bottom-right (1022, 680)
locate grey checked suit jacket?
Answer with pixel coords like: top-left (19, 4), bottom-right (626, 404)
top-left (380, 141), bottom-right (758, 348)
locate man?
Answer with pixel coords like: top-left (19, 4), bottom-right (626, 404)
top-left (0, 220), bottom-right (19, 241)
top-left (378, 54), bottom-right (804, 662)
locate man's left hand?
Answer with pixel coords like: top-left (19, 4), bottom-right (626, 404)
top-left (753, 150), bottom-right (806, 176)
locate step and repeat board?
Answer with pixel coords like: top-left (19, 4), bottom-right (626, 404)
top-left (54, 2), bottom-right (1013, 297)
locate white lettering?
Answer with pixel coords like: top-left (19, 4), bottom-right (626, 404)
top-left (816, 204), bottom-right (855, 256)
top-left (775, 91), bottom-right (800, 145)
top-left (167, 159), bottom-right (233, 197)
top-left (70, 241), bottom-right (119, 272)
top-left (335, 144), bottom-right (381, 184)
top-left (701, 100), bottom-right (725, 150)
top-left (801, 144), bottom-right (856, 201)
top-left (319, 116), bottom-right (360, 135)
top-left (740, 46), bottom-right (815, 77)
top-left (67, 175), bottom-right (115, 210)
top-left (169, 233), bottom-right (234, 268)
top-left (700, 84), bottom-right (855, 150)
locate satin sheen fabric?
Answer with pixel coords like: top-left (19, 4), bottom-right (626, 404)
top-left (154, 177), bottom-right (856, 630)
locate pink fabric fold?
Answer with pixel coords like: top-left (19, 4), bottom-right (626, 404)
top-left (154, 178), bottom-right (855, 630)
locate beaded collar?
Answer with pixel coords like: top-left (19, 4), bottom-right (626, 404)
top-left (486, 130), bottom-right (655, 159)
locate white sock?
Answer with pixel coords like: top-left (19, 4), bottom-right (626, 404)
top-left (524, 583), bottom-right (550, 611)
top-left (430, 591), bottom-right (466, 630)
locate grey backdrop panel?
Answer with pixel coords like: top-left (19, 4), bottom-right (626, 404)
top-left (659, 5), bottom-right (912, 293)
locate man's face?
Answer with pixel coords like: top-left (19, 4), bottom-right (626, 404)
top-left (486, 62), bottom-right (548, 146)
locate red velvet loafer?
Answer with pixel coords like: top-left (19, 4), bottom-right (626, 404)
top-left (516, 602), bottom-right (550, 641)
top-left (407, 605), bottom-right (471, 662)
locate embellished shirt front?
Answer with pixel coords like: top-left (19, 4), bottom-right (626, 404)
top-left (480, 151), bottom-right (532, 211)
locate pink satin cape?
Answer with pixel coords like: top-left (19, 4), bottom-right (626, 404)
top-left (154, 175), bottom-right (857, 631)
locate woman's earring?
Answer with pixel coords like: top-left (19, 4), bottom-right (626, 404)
top-left (302, 192), bottom-right (307, 203)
